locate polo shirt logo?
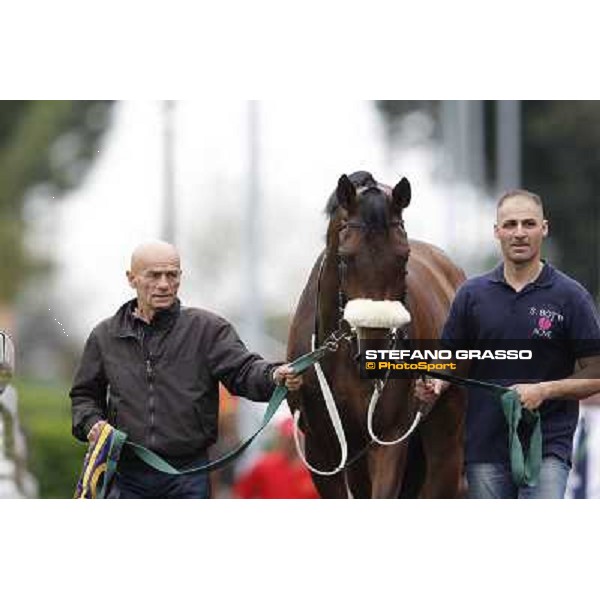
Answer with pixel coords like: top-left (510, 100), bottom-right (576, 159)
top-left (529, 305), bottom-right (564, 338)
top-left (538, 317), bottom-right (552, 331)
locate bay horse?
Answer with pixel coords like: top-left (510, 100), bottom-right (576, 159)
top-left (286, 171), bottom-right (466, 498)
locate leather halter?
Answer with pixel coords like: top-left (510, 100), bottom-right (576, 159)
top-left (312, 250), bottom-right (411, 360)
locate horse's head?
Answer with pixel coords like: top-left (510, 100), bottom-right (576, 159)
top-left (325, 171), bottom-right (412, 337)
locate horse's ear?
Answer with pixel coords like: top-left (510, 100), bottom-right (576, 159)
top-left (392, 177), bottom-right (411, 210)
top-left (336, 174), bottom-right (357, 211)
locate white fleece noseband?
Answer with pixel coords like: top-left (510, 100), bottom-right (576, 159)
top-left (343, 299), bottom-right (411, 329)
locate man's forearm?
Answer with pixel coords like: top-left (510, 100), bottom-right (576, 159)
top-left (539, 378), bottom-right (600, 402)
top-left (539, 358), bottom-right (600, 401)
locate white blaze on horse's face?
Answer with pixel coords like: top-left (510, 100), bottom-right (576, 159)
top-left (335, 174), bottom-right (412, 319)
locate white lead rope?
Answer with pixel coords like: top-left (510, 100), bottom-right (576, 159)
top-left (292, 331), bottom-right (423, 476)
top-left (366, 382), bottom-right (423, 445)
top-left (292, 335), bottom-right (348, 476)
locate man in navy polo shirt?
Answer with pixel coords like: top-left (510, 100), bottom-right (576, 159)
top-left (416, 190), bottom-right (600, 499)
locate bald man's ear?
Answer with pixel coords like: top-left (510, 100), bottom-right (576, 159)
top-left (126, 270), bottom-right (136, 289)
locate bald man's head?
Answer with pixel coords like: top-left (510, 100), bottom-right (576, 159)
top-left (127, 241), bottom-right (182, 319)
top-left (130, 241), bottom-right (180, 274)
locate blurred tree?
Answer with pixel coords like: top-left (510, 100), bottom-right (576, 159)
top-left (16, 378), bottom-right (86, 498)
top-left (0, 101), bottom-right (114, 308)
top-left (522, 101), bottom-right (600, 299)
top-left (375, 100), bottom-right (600, 298)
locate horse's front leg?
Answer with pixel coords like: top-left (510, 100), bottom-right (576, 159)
top-left (419, 387), bottom-right (465, 498)
top-left (367, 444), bottom-right (409, 498)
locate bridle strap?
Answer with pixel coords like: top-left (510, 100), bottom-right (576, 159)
top-left (312, 252), bottom-right (328, 348)
top-left (337, 254), bottom-right (348, 328)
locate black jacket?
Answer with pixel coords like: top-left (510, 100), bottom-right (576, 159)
top-left (70, 299), bottom-right (277, 461)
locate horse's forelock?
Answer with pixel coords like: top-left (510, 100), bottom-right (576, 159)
top-left (359, 187), bottom-right (390, 230)
top-left (348, 171), bottom-right (377, 188)
top-left (325, 171), bottom-right (379, 217)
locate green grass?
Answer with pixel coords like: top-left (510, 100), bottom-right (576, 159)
top-left (14, 379), bottom-right (86, 498)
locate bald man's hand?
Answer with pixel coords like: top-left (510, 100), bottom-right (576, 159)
top-left (273, 365), bottom-right (303, 391)
top-left (87, 420), bottom-right (108, 444)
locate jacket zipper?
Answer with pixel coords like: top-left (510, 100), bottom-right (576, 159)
top-left (139, 327), bottom-right (157, 449)
top-left (146, 357), bottom-right (156, 448)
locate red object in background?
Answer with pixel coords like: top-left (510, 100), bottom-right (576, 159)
top-left (233, 453), bottom-right (319, 499)
top-left (233, 418), bottom-right (320, 499)
top-left (278, 417), bottom-right (294, 438)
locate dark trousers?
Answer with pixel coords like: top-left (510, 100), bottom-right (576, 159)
top-left (108, 452), bottom-right (211, 499)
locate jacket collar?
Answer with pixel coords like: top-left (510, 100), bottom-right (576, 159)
top-left (111, 298), bottom-right (181, 338)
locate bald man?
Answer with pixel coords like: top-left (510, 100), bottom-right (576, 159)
top-left (416, 190), bottom-right (600, 499)
top-left (70, 241), bottom-right (302, 499)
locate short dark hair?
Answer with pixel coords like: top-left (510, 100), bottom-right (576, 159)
top-left (496, 189), bottom-right (544, 214)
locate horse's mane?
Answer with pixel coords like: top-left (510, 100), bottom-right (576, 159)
top-left (325, 171), bottom-right (390, 230)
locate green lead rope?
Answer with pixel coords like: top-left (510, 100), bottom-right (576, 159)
top-left (131, 359), bottom-right (542, 486)
top-left (97, 343), bottom-right (542, 489)
top-left (420, 370), bottom-right (542, 487)
top-left (500, 389), bottom-right (542, 487)
top-left (126, 345), bottom-right (329, 476)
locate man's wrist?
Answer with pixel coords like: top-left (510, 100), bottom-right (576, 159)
top-left (85, 418), bottom-right (104, 441)
top-left (85, 419), bottom-right (98, 437)
top-left (270, 363), bottom-right (285, 384)
top-left (537, 380), bottom-right (555, 401)
top-left (440, 379), bottom-right (451, 393)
